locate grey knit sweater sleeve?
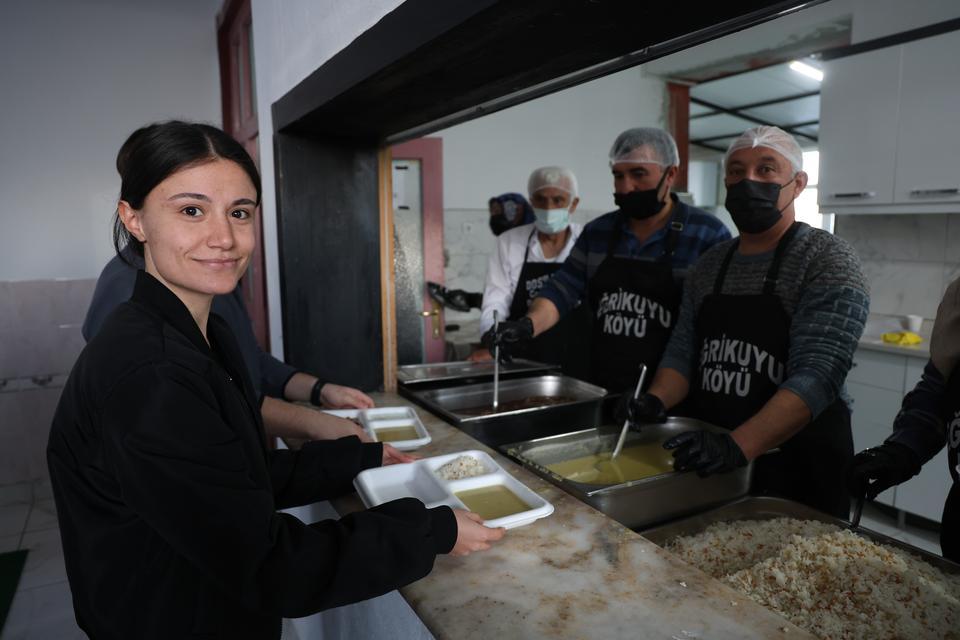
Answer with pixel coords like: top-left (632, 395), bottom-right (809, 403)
top-left (660, 224), bottom-right (870, 418)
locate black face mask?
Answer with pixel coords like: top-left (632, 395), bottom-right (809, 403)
top-left (614, 170), bottom-right (669, 220)
top-left (724, 179), bottom-right (792, 234)
top-left (489, 214), bottom-right (513, 236)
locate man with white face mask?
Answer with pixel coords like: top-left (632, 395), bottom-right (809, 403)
top-left (483, 128), bottom-right (731, 393)
top-left (470, 166), bottom-right (587, 372)
top-left (628, 126), bottom-right (870, 519)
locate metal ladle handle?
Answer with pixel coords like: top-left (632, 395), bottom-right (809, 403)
top-left (611, 364), bottom-right (648, 460)
top-left (492, 310), bottom-right (499, 410)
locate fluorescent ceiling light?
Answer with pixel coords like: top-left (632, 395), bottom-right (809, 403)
top-left (789, 60), bottom-right (823, 82)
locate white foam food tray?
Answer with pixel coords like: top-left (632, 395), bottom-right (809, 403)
top-left (357, 406), bottom-right (431, 451)
top-left (353, 450), bottom-right (554, 529)
top-left (321, 409), bottom-right (361, 419)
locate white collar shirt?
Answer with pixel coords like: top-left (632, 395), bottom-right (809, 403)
top-left (480, 222), bottom-right (583, 334)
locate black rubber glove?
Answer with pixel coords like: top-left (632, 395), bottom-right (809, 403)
top-left (480, 317), bottom-right (534, 363)
top-left (846, 442), bottom-right (922, 500)
top-left (464, 291), bottom-right (483, 310)
top-left (613, 392), bottom-right (666, 430)
top-left (444, 289), bottom-right (475, 313)
top-left (663, 431), bottom-right (747, 478)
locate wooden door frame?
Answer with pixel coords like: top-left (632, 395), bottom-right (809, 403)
top-left (217, 0), bottom-right (269, 350)
top-left (390, 138), bottom-right (445, 364)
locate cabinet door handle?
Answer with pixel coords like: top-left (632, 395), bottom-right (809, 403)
top-left (909, 187), bottom-right (960, 197)
top-left (831, 191), bottom-right (876, 198)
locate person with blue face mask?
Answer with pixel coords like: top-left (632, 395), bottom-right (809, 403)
top-left (470, 167), bottom-right (589, 374)
top-left (627, 126), bottom-right (870, 519)
top-left (483, 128), bottom-right (732, 393)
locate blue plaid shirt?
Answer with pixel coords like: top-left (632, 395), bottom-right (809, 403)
top-left (538, 196), bottom-right (732, 316)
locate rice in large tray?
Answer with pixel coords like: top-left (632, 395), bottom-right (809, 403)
top-left (667, 517), bottom-right (960, 640)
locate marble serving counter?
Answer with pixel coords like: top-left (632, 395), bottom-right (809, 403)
top-left (322, 392), bottom-right (813, 640)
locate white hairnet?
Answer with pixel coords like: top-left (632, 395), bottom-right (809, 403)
top-left (527, 166), bottom-right (579, 198)
top-left (724, 125), bottom-right (803, 174)
top-left (608, 127), bottom-right (679, 166)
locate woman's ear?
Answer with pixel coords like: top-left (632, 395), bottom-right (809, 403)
top-left (118, 201), bottom-right (146, 243)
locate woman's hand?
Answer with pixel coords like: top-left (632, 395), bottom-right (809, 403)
top-left (382, 444), bottom-right (417, 466)
top-left (450, 509), bottom-right (505, 556)
top-left (320, 384), bottom-right (375, 409)
top-left (308, 414), bottom-right (373, 442)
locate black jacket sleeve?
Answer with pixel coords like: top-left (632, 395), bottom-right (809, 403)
top-left (100, 363), bottom-right (457, 618)
top-left (268, 437), bottom-right (382, 509)
top-left (886, 359), bottom-right (950, 463)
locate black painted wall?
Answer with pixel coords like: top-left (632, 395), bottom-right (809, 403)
top-left (274, 132), bottom-right (383, 391)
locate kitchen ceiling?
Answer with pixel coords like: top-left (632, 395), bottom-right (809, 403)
top-left (689, 61), bottom-right (823, 153)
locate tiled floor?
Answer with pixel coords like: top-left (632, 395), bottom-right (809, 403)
top-left (0, 483), bottom-right (84, 640)
top-left (0, 486), bottom-right (950, 639)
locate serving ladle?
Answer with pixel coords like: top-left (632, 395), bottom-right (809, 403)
top-left (612, 364), bottom-right (647, 460)
top-left (492, 310), bottom-right (500, 411)
top-left (593, 364), bottom-right (648, 483)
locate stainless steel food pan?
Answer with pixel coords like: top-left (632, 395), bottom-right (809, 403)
top-left (502, 417), bottom-right (752, 530)
top-left (404, 375), bottom-right (606, 447)
top-left (640, 495), bottom-right (960, 575)
top-left (396, 359), bottom-right (556, 386)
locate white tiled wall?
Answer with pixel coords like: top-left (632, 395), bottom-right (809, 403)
top-left (835, 213), bottom-right (960, 319)
top-left (0, 279), bottom-right (95, 494)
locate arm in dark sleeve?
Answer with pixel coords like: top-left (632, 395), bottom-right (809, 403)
top-left (102, 364), bottom-right (457, 618)
top-left (537, 231), bottom-right (592, 317)
top-left (781, 241), bottom-right (870, 418)
top-left (268, 436), bottom-right (382, 509)
top-left (886, 360), bottom-right (950, 463)
top-left (82, 256), bottom-right (137, 341)
top-left (215, 286), bottom-right (298, 400)
top-left (657, 280), bottom-right (698, 381)
top-left (259, 350), bottom-right (298, 399)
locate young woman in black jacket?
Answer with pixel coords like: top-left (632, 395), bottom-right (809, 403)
top-left (47, 121), bottom-right (504, 640)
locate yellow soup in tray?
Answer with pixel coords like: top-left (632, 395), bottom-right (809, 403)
top-left (455, 485), bottom-right (531, 520)
top-left (374, 426), bottom-right (420, 442)
top-left (545, 441), bottom-right (674, 485)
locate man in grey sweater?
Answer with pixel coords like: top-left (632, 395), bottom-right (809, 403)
top-left (621, 126), bottom-right (870, 517)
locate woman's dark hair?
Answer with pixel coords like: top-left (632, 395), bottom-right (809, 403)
top-left (112, 121), bottom-right (262, 263)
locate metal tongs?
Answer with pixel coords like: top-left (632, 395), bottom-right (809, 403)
top-left (492, 310), bottom-right (500, 410)
top-left (611, 364), bottom-right (648, 460)
top-left (850, 488), bottom-right (866, 531)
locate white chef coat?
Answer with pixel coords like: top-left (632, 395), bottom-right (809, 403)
top-left (480, 222), bottom-right (583, 334)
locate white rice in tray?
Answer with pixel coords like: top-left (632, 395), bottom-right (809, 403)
top-left (668, 517), bottom-right (960, 640)
top-left (435, 455), bottom-right (486, 481)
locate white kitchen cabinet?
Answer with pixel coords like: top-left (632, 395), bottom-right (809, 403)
top-left (818, 46), bottom-right (900, 209)
top-left (848, 349), bottom-right (907, 392)
top-left (894, 31), bottom-right (960, 207)
top-left (819, 30), bottom-right (960, 214)
top-left (905, 356), bottom-right (928, 391)
top-left (847, 380), bottom-right (900, 506)
top-left (847, 347), bottom-right (951, 522)
top-left (897, 448), bottom-right (951, 522)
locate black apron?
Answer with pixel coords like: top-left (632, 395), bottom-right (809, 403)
top-left (686, 222), bottom-right (854, 518)
top-left (587, 213), bottom-right (686, 393)
top-left (940, 369), bottom-right (960, 562)
top-left (508, 229), bottom-right (591, 378)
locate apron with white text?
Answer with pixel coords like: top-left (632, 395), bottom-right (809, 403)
top-left (587, 215), bottom-right (685, 393)
top-left (508, 229), bottom-right (591, 377)
top-left (687, 222), bottom-right (854, 518)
